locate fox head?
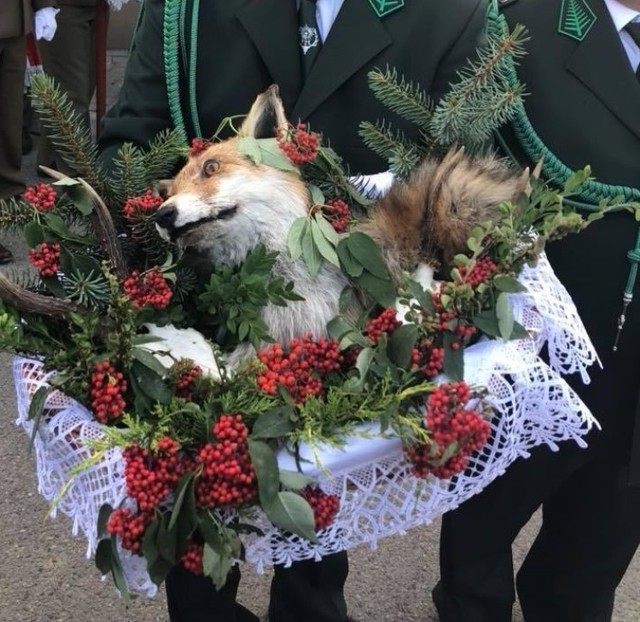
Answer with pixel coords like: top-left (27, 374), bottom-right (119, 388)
top-left (155, 85), bottom-right (309, 267)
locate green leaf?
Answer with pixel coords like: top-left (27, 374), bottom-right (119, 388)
top-left (496, 292), bottom-right (515, 340)
top-left (132, 346), bottom-right (170, 376)
top-left (355, 346), bottom-right (375, 381)
top-left (279, 470), bottom-right (315, 491)
top-left (169, 472), bottom-right (195, 531)
top-left (146, 556), bottom-right (173, 587)
top-left (315, 213), bottom-right (340, 246)
top-left (24, 222), bottom-right (44, 247)
top-left (356, 271), bottom-right (396, 308)
top-left (130, 359), bottom-right (170, 404)
top-left (346, 232), bottom-right (390, 279)
top-left (28, 385), bottom-right (53, 421)
top-left (309, 185), bottom-right (325, 206)
top-left (42, 213), bottom-right (93, 244)
top-left (247, 439), bottom-right (280, 508)
top-left (388, 323), bottom-right (419, 368)
top-left (65, 184), bottom-right (94, 216)
top-left (338, 285), bottom-right (355, 314)
top-left (203, 543), bottom-right (234, 590)
top-left (472, 309), bottom-right (501, 338)
top-left (310, 218), bottom-right (339, 267)
top-left (443, 334), bottom-right (464, 380)
top-left (336, 239), bottom-right (363, 277)
top-left (510, 321), bottom-right (530, 340)
top-left (493, 275), bottom-right (526, 294)
top-left (257, 138), bottom-right (300, 173)
top-left (236, 136), bottom-right (263, 164)
top-left (406, 278), bottom-right (435, 314)
top-left (97, 504), bottom-right (113, 539)
top-left (70, 253), bottom-right (101, 276)
top-left (265, 491), bottom-right (317, 542)
top-left (287, 218), bottom-right (307, 260)
top-left (157, 512), bottom-right (177, 563)
top-left (142, 520), bottom-right (160, 569)
top-left (95, 539), bottom-right (113, 575)
top-left (301, 225), bottom-right (323, 278)
top-left (251, 407), bottom-right (295, 440)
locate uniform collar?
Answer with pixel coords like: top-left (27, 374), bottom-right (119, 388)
top-left (603, 0), bottom-right (640, 31)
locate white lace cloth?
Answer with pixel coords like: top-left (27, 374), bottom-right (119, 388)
top-left (12, 253), bottom-right (599, 596)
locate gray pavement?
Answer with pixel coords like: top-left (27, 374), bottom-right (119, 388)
top-left (1, 50), bottom-right (639, 622)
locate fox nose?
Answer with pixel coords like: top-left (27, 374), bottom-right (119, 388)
top-left (155, 202), bottom-right (177, 229)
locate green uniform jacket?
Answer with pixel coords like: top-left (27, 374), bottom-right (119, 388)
top-left (501, 0), bottom-right (640, 457)
top-left (99, 0), bottom-right (487, 173)
top-left (0, 0), bottom-right (57, 38)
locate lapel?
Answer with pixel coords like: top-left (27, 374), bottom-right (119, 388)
top-left (291, 0), bottom-right (393, 121)
top-left (564, 0), bottom-right (640, 141)
top-left (236, 0), bottom-right (302, 113)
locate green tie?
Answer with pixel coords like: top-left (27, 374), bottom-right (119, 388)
top-left (624, 21), bottom-right (640, 79)
top-left (299, 0), bottom-right (322, 80)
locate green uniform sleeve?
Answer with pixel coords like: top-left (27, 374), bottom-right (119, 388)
top-left (98, 0), bottom-right (174, 165)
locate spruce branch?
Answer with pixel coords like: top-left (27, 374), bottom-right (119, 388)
top-left (142, 129), bottom-right (188, 181)
top-left (0, 196), bottom-right (36, 230)
top-left (30, 75), bottom-right (108, 197)
top-left (109, 143), bottom-right (149, 211)
top-left (367, 67), bottom-right (433, 130)
top-left (0, 272), bottom-right (83, 317)
top-left (359, 120), bottom-right (417, 162)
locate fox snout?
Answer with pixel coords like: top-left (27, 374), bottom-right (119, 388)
top-left (155, 202), bottom-right (178, 230)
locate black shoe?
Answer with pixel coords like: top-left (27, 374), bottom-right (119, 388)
top-left (0, 244), bottom-right (14, 264)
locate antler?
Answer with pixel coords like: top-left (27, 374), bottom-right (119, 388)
top-left (39, 166), bottom-right (128, 280)
top-left (0, 272), bottom-right (83, 317)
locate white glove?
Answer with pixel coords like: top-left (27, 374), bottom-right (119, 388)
top-left (34, 7), bottom-right (60, 41)
top-left (349, 170), bottom-right (395, 199)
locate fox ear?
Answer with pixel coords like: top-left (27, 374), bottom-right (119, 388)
top-left (239, 84), bottom-right (288, 139)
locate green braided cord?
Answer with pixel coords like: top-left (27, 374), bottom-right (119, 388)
top-left (491, 5), bottom-right (640, 209)
top-left (179, 0), bottom-right (189, 76)
top-left (625, 229), bottom-right (640, 296)
top-left (163, 0), bottom-right (188, 142)
top-left (188, 0), bottom-right (203, 138)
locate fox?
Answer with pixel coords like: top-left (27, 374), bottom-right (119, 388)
top-left (154, 85), bottom-right (527, 357)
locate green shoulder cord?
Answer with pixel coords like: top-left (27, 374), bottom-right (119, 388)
top-left (488, 0), bottom-right (640, 349)
top-left (163, 0), bottom-right (204, 141)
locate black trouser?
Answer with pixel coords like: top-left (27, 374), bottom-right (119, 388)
top-left (433, 434), bottom-right (640, 622)
top-left (166, 551), bottom-right (349, 622)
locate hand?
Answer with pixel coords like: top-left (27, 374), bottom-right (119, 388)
top-left (34, 7), bottom-right (60, 41)
top-left (349, 171), bottom-right (395, 199)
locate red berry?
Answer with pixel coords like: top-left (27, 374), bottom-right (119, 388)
top-left (123, 190), bottom-right (164, 223)
top-left (276, 123), bottom-right (321, 165)
top-left (28, 242), bottom-right (60, 278)
top-left (122, 267), bottom-right (173, 310)
top-left (90, 360), bottom-right (127, 424)
top-left (23, 183), bottom-right (57, 211)
top-left (189, 138), bottom-right (211, 158)
top-left (303, 486), bottom-right (340, 531)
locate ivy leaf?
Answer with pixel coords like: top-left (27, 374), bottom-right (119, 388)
top-left (496, 293), bottom-right (515, 340)
top-left (265, 491), bottom-right (317, 542)
top-left (346, 232), bottom-right (390, 279)
top-left (287, 218), bottom-right (307, 260)
top-left (251, 407), bottom-right (295, 440)
top-left (493, 275), bottom-right (526, 294)
top-left (388, 323), bottom-right (419, 368)
top-left (248, 439), bottom-right (280, 509)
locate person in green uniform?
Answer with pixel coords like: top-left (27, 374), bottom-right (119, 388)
top-left (0, 0), bottom-right (58, 264)
top-left (433, 1), bottom-right (640, 620)
top-left (98, 0), bottom-right (489, 620)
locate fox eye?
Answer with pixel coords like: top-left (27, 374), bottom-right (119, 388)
top-left (202, 159), bottom-right (220, 177)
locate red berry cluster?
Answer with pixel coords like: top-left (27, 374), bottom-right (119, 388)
top-left (416, 344), bottom-right (444, 379)
top-left (365, 308), bottom-right (401, 345)
top-left (322, 199), bottom-right (350, 233)
top-left (23, 183), bottom-right (57, 211)
top-left (123, 190), bottom-right (164, 222)
top-left (458, 257), bottom-right (498, 288)
top-left (431, 292), bottom-right (457, 333)
top-left (195, 415), bottom-right (257, 509)
top-left (189, 138), bottom-right (211, 157)
top-left (405, 382), bottom-right (491, 479)
top-left (173, 360), bottom-right (203, 401)
top-left (90, 361), bottom-right (127, 424)
top-left (256, 335), bottom-right (343, 404)
top-left (106, 508), bottom-right (153, 555)
top-left (180, 541), bottom-right (204, 575)
top-left (303, 486), bottom-right (340, 531)
top-left (28, 242), bottom-right (61, 278)
top-left (123, 437), bottom-right (189, 511)
top-left (276, 122), bottom-right (321, 165)
top-left (122, 267), bottom-right (173, 310)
